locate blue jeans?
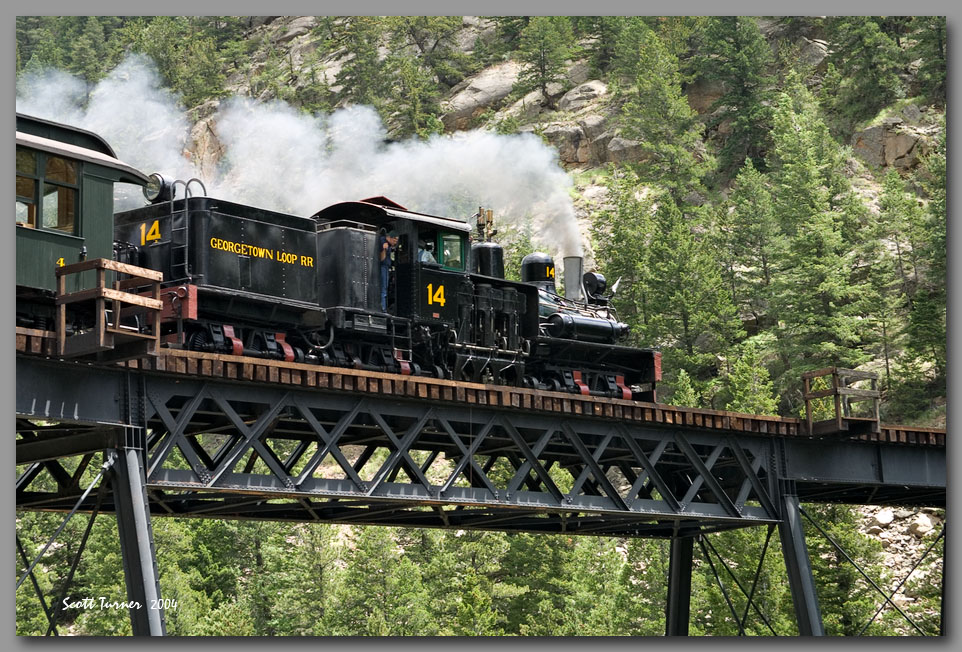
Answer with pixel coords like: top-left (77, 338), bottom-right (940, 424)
top-left (380, 264), bottom-right (389, 311)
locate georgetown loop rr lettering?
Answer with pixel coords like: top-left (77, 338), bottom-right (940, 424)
top-left (209, 237), bottom-right (314, 267)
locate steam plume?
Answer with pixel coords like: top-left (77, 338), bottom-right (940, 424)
top-left (16, 54), bottom-right (583, 257)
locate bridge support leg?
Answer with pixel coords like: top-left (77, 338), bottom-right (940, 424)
top-left (110, 445), bottom-right (166, 636)
top-left (665, 534), bottom-right (694, 636)
top-left (777, 482), bottom-right (824, 636)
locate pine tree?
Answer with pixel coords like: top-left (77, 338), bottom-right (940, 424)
top-left (646, 16), bottom-right (707, 63)
top-left (825, 17), bottom-right (905, 129)
top-left (804, 504), bottom-right (890, 635)
top-left (908, 16), bottom-right (946, 106)
top-left (726, 341), bottom-right (778, 415)
top-left (514, 16), bottom-right (575, 108)
top-left (855, 169), bottom-right (927, 390)
top-left (612, 537), bottom-right (670, 635)
top-left (671, 369), bottom-right (700, 407)
top-left (577, 16), bottom-right (628, 74)
top-left (323, 525), bottom-right (435, 635)
top-left (693, 17), bottom-right (775, 176)
top-left (335, 17), bottom-right (390, 110)
top-left (906, 119), bottom-right (946, 381)
top-left (179, 36), bottom-right (226, 108)
top-left (21, 25), bottom-right (63, 74)
top-left (70, 16), bottom-right (107, 85)
top-left (609, 19), bottom-right (654, 85)
top-left (491, 16), bottom-right (530, 46)
top-left (588, 167), bottom-right (657, 342)
top-left (645, 201), bottom-right (743, 381)
top-left (766, 79), bottom-right (872, 412)
top-left (722, 158), bottom-right (782, 328)
top-left (559, 537), bottom-right (625, 635)
top-left (618, 30), bottom-right (711, 205)
top-left (498, 533), bottom-right (574, 635)
top-left (386, 16), bottom-right (471, 88)
top-left (391, 55), bottom-right (444, 138)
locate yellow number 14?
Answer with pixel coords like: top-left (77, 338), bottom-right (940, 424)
top-left (426, 283), bottom-right (446, 307)
top-left (140, 220), bottom-right (161, 246)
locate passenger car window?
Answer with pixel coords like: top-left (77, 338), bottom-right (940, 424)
top-left (15, 148), bottom-right (78, 234)
top-left (16, 148), bottom-right (37, 227)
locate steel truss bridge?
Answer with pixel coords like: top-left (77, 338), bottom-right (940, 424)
top-left (15, 334), bottom-right (946, 637)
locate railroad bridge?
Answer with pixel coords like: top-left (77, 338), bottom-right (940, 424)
top-left (15, 328), bottom-right (946, 637)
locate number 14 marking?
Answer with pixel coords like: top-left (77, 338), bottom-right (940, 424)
top-left (426, 283), bottom-right (446, 307)
top-left (140, 220), bottom-right (161, 245)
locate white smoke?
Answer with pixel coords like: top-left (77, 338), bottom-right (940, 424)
top-left (16, 54), bottom-right (583, 257)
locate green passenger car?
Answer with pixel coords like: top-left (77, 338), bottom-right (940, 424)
top-left (15, 113), bottom-right (149, 326)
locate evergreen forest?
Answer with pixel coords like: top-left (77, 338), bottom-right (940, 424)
top-left (15, 16), bottom-right (946, 636)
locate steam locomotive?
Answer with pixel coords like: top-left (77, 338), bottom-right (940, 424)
top-left (16, 113), bottom-right (660, 401)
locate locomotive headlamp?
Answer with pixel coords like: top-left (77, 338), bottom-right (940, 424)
top-left (143, 173), bottom-right (174, 203)
top-left (583, 271), bottom-right (607, 298)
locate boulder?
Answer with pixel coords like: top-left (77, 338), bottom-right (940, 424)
top-left (559, 81), bottom-right (608, 113)
top-left (456, 17), bottom-right (498, 53)
top-left (589, 131), bottom-right (615, 163)
top-left (540, 123), bottom-right (592, 165)
top-left (908, 513), bottom-right (935, 538)
top-left (902, 103), bottom-right (923, 124)
top-left (797, 37), bottom-right (829, 70)
top-left (852, 122), bottom-right (929, 171)
top-left (275, 16), bottom-right (317, 44)
top-left (605, 136), bottom-right (645, 164)
top-left (581, 183), bottom-right (609, 203)
top-left (874, 508), bottom-right (896, 527)
top-left (578, 114), bottom-right (608, 141)
top-left (565, 61), bottom-right (592, 86)
top-left (250, 17), bottom-right (281, 29)
top-left (441, 61), bottom-right (524, 131)
top-left (186, 112), bottom-right (226, 182)
top-left (886, 129), bottom-right (925, 170)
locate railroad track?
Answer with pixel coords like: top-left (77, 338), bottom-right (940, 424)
top-left (16, 326), bottom-right (945, 447)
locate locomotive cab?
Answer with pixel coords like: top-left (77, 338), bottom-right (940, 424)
top-left (312, 197), bottom-right (471, 323)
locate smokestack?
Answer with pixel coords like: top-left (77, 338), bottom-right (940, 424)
top-left (563, 256), bottom-right (584, 302)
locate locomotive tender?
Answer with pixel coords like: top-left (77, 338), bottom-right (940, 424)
top-left (15, 113), bottom-right (660, 401)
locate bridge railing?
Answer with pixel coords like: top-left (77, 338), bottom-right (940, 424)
top-left (802, 367), bottom-right (880, 437)
top-left (55, 258), bottom-right (164, 362)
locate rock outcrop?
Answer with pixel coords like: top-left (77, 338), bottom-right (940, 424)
top-left (852, 109), bottom-right (939, 171)
top-left (440, 61), bottom-right (524, 131)
top-left (558, 80), bottom-right (607, 113)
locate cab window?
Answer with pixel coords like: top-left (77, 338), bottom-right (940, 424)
top-left (417, 229), bottom-right (438, 265)
top-left (16, 147), bottom-right (79, 234)
top-left (439, 232), bottom-right (464, 270)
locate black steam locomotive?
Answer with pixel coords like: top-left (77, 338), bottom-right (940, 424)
top-left (112, 175), bottom-right (660, 400)
top-left (15, 113), bottom-right (659, 401)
